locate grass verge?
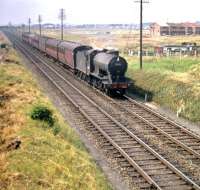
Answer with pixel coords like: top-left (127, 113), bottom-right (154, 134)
top-left (128, 59), bottom-right (200, 123)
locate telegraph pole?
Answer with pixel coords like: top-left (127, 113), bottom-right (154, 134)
top-left (28, 18), bottom-right (31, 33)
top-left (38, 15), bottom-right (42, 36)
top-left (59, 8), bottom-right (66, 40)
top-left (135, 0), bottom-right (149, 70)
top-left (140, 0), bottom-right (143, 70)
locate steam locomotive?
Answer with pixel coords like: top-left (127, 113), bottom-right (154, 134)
top-left (22, 32), bottom-right (129, 95)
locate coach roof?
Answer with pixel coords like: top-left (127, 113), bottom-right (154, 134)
top-left (59, 41), bottom-right (91, 52)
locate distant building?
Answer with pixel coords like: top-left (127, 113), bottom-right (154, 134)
top-left (43, 24), bottom-right (56, 29)
top-left (154, 42), bottom-right (200, 56)
top-left (150, 22), bottom-right (200, 36)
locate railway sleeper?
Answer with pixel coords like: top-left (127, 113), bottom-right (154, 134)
top-left (113, 141), bottom-right (140, 146)
top-left (125, 148), bottom-right (148, 153)
top-left (158, 181), bottom-right (188, 188)
top-left (117, 144), bottom-right (143, 150)
top-left (129, 153), bottom-right (155, 158)
top-left (98, 124), bottom-right (117, 128)
top-left (184, 142), bottom-right (200, 146)
top-left (159, 130), bottom-right (184, 134)
top-left (179, 139), bottom-right (200, 144)
top-left (104, 129), bottom-right (125, 133)
top-left (137, 160), bottom-right (164, 166)
top-left (142, 165), bottom-right (167, 170)
top-left (110, 135), bottom-right (134, 140)
top-left (101, 142), bottom-right (112, 146)
top-left (153, 174), bottom-right (181, 181)
top-left (160, 184), bottom-right (193, 190)
top-left (133, 182), bottom-right (152, 189)
top-left (112, 153), bottom-right (124, 158)
top-left (113, 138), bottom-right (135, 142)
top-left (98, 124), bottom-right (119, 128)
top-left (117, 161), bottom-right (132, 167)
top-left (170, 133), bottom-right (195, 138)
top-left (130, 155), bottom-right (156, 161)
top-left (147, 169), bottom-right (174, 176)
top-left (97, 119), bottom-right (114, 122)
top-left (127, 171), bottom-right (143, 178)
top-left (129, 177), bottom-right (148, 184)
top-left (176, 136), bottom-right (197, 141)
top-left (152, 121), bottom-right (169, 125)
top-left (119, 143), bottom-right (146, 151)
top-left (189, 145), bottom-right (200, 150)
top-left (103, 146), bottom-right (116, 151)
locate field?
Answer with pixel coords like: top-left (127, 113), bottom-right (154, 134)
top-left (31, 28), bottom-right (200, 50)
top-left (125, 55), bottom-right (200, 72)
top-left (0, 33), bottom-right (112, 190)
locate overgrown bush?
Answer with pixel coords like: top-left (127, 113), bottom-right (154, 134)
top-left (31, 105), bottom-right (55, 126)
top-left (30, 105), bottom-right (62, 136)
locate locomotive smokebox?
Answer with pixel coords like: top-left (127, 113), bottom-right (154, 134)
top-left (93, 52), bottom-right (127, 76)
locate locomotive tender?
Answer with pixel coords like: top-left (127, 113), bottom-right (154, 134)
top-left (22, 32), bottom-right (129, 95)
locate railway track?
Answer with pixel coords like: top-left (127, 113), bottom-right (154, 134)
top-left (115, 96), bottom-right (200, 155)
top-left (5, 31), bottom-right (200, 190)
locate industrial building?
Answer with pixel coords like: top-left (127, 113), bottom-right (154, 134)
top-left (150, 22), bottom-right (200, 36)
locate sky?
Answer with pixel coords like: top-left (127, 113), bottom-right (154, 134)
top-left (0, 0), bottom-right (200, 25)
